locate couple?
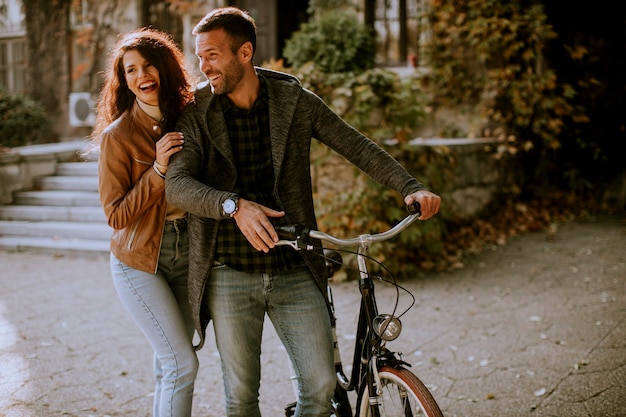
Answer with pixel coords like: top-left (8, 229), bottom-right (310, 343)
top-left (93, 6), bottom-right (441, 417)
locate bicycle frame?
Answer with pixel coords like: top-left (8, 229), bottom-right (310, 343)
top-left (333, 249), bottom-right (396, 417)
top-left (335, 216), bottom-right (421, 417)
top-left (277, 210), bottom-right (422, 417)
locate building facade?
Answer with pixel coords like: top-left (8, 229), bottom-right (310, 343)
top-left (1, 0), bottom-right (420, 131)
top-left (0, 0), bottom-right (26, 92)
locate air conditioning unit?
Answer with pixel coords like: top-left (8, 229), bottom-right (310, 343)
top-left (69, 92), bottom-right (96, 127)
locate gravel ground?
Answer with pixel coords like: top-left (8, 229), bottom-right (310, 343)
top-left (1, 215), bottom-right (624, 417)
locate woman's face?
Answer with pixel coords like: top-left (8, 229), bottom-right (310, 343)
top-left (122, 49), bottom-right (160, 106)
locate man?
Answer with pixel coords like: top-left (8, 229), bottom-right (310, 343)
top-left (165, 6), bottom-right (441, 417)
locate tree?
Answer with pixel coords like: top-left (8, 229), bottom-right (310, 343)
top-left (72, 0), bottom-right (125, 95)
top-left (23, 0), bottom-right (129, 138)
top-left (23, 0), bottom-right (72, 140)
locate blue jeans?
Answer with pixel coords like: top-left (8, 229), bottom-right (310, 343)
top-left (111, 219), bottom-right (198, 417)
top-left (208, 263), bottom-right (335, 417)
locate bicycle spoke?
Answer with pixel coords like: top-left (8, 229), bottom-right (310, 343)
top-left (379, 382), bottom-right (417, 416)
top-left (358, 367), bottom-right (443, 417)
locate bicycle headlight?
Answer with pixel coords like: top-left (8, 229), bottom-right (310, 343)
top-left (373, 314), bottom-right (402, 341)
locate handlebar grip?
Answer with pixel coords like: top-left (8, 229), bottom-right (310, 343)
top-left (407, 201), bottom-right (421, 216)
top-left (276, 224), bottom-right (305, 240)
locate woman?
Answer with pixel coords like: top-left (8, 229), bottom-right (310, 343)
top-left (91, 28), bottom-right (198, 417)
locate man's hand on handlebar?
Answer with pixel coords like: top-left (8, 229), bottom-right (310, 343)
top-left (234, 190), bottom-right (439, 252)
top-left (232, 198), bottom-right (285, 253)
top-left (405, 190), bottom-right (441, 220)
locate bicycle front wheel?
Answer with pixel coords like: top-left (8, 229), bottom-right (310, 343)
top-left (357, 366), bottom-right (444, 417)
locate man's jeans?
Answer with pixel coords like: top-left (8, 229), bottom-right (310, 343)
top-left (110, 219), bottom-right (198, 417)
top-left (208, 263), bottom-right (335, 417)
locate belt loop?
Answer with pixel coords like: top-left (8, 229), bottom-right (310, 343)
top-left (173, 220), bottom-right (181, 262)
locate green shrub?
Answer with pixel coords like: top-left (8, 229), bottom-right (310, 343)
top-left (423, 2), bottom-right (583, 190)
top-left (280, 63), bottom-right (427, 141)
top-left (283, 10), bottom-right (376, 73)
top-left (0, 88), bottom-right (48, 148)
top-left (265, 61), bottom-right (447, 277)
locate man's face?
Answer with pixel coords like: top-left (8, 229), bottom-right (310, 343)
top-left (195, 28), bottom-right (244, 95)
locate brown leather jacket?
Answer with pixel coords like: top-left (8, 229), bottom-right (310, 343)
top-left (98, 103), bottom-right (168, 273)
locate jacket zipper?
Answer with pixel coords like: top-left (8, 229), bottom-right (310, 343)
top-left (127, 220), bottom-right (140, 250)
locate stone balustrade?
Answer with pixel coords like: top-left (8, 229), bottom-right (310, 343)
top-left (0, 141), bottom-right (90, 205)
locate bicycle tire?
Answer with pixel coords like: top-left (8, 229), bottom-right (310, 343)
top-left (357, 366), bottom-right (444, 417)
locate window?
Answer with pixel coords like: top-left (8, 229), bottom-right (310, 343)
top-left (370, 0), bottom-right (428, 68)
top-left (0, 38), bottom-right (26, 92)
top-left (0, 0), bottom-right (24, 33)
top-left (143, 0), bottom-right (183, 46)
top-left (0, 0), bottom-right (26, 92)
top-left (0, 0), bottom-right (8, 31)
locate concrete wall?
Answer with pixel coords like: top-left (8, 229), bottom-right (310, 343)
top-left (311, 138), bottom-right (517, 221)
top-left (412, 138), bottom-right (516, 220)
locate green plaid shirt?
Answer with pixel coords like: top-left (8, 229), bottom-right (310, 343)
top-left (214, 77), bottom-right (304, 273)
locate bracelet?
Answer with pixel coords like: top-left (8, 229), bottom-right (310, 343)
top-left (154, 161), bottom-right (168, 172)
top-left (153, 163), bottom-right (166, 179)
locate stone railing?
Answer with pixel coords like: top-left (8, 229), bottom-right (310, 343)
top-left (407, 137), bottom-right (516, 220)
top-left (0, 140), bottom-right (90, 205)
top-left (313, 137), bottom-right (517, 221)
top-left (1, 138), bottom-right (518, 219)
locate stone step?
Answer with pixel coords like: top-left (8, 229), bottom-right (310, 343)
top-left (0, 220), bottom-right (111, 240)
top-left (34, 176), bottom-right (98, 192)
top-left (0, 144), bottom-right (108, 256)
top-left (56, 161), bottom-right (98, 176)
top-left (0, 205), bottom-right (106, 222)
top-left (0, 235), bottom-right (109, 256)
top-left (13, 190), bottom-right (101, 207)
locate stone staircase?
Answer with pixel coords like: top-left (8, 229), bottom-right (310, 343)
top-left (0, 160), bottom-right (111, 256)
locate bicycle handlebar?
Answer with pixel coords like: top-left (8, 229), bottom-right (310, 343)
top-left (276, 202), bottom-right (421, 249)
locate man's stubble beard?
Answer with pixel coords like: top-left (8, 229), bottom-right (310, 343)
top-left (209, 55), bottom-right (245, 96)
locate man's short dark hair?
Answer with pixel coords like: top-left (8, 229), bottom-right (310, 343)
top-left (193, 7), bottom-right (257, 55)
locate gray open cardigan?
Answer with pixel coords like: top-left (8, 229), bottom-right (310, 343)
top-left (165, 68), bottom-right (426, 349)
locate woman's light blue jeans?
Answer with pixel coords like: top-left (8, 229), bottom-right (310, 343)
top-left (110, 219), bottom-right (198, 417)
top-left (208, 263), bottom-right (335, 417)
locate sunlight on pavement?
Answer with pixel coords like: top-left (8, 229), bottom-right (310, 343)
top-left (0, 301), bottom-right (30, 410)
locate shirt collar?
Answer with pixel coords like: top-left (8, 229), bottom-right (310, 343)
top-left (220, 75), bottom-right (268, 114)
top-left (130, 101), bottom-right (163, 137)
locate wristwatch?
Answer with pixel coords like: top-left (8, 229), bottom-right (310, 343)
top-left (222, 195), bottom-right (239, 217)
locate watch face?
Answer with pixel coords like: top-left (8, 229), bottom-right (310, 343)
top-left (223, 199), bottom-right (236, 214)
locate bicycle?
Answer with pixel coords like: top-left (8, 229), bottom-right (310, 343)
top-left (277, 202), bottom-right (444, 417)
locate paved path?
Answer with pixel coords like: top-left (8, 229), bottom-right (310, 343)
top-left (1, 216), bottom-right (624, 417)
